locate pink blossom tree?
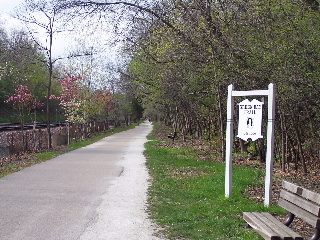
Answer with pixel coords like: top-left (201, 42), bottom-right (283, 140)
top-left (50, 75), bottom-right (86, 123)
top-left (4, 85), bottom-right (43, 127)
top-left (51, 75), bottom-right (113, 123)
top-left (4, 85), bottom-right (44, 149)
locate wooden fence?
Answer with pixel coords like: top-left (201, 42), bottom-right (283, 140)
top-left (0, 121), bottom-right (114, 158)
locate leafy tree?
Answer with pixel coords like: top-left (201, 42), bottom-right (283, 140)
top-left (0, 26), bottom-right (49, 121)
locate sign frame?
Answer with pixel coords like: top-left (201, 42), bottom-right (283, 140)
top-left (225, 83), bottom-right (275, 207)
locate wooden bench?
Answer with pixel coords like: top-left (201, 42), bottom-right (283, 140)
top-left (243, 180), bottom-right (320, 240)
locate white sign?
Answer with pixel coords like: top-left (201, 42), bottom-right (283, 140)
top-left (225, 84), bottom-right (275, 207)
top-left (237, 99), bottom-right (264, 141)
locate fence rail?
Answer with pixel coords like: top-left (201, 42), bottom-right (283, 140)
top-left (0, 122), bottom-right (67, 132)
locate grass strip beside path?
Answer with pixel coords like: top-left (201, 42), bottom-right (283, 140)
top-left (145, 139), bottom-right (285, 240)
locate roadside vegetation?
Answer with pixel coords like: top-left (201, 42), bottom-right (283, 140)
top-left (145, 123), bottom-right (287, 240)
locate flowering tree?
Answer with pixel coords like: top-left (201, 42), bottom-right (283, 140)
top-left (50, 74), bottom-right (113, 123)
top-left (4, 85), bottom-right (43, 128)
top-left (50, 75), bottom-right (86, 123)
top-left (4, 85), bottom-right (44, 150)
top-left (88, 88), bottom-right (113, 120)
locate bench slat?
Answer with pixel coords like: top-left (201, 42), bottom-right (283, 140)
top-left (280, 190), bottom-right (320, 217)
top-left (283, 181), bottom-right (320, 205)
top-left (260, 213), bottom-right (303, 240)
top-left (244, 212), bottom-right (281, 240)
top-left (261, 213), bottom-right (303, 240)
top-left (244, 212), bottom-right (303, 240)
top-left (279, 198), bottom-right (320, 228)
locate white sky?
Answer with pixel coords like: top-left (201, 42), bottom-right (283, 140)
top-left (0, 0), bottom-right (71, 57)
top-left (0, 0), bottom-right (22, 13)
top-left (0, 0), bottom-right (25, 30)
top-left (0, 0), bottom-right (120, 61)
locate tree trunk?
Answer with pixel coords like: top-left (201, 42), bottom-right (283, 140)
top-left (257, 138), bottom-right (266, 163)
top-left (280, 113), bottom-right (286, 172)
top-left (217, 85), bottom-right (225, 161)
top-left (292, 121), bottom-right (308, 173)
top-left (239, 139), bottom-right (247, 153)
top-left (46, 23), bottom-right (54, 149)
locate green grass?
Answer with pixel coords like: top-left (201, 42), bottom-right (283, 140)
top-left (0, 123), bottom-right (139, 178)
top-left (145, 140), bottom-right (286, 239)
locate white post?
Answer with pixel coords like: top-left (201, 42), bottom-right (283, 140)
top-left (225, 84), bottom-right (234, 198)
top-left (264, 83), bottom-right (276, 207)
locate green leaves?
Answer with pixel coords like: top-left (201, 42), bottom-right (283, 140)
top-left (127, 0), bottom-right (320, 172)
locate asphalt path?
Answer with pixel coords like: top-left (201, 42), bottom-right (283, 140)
top-left (0, 121), bottom-right (163, 240)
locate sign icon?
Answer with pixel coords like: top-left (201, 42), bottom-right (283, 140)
top-left (237, 99), bottom-right (264, 141)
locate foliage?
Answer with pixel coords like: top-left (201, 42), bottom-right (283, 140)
top-left (50, 74), bottom-right (113, 123)
top-left (126, 0), bottom-right (320, 173)
top-left (0, 27), bottom-right (49, 121)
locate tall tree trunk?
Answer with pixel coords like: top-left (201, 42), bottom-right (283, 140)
top-left (217, 85), bottom-right (225, 161)
top-left (292, 121), bottom-right (308, 174)
top-left (46, 53), bottom-right (53, 149)
top-left (280, 113), bottom-right (286, 172)
top-left (239, 139), bottom-right (247, 153)
top-left (257, 138), bottom-right (266, 163)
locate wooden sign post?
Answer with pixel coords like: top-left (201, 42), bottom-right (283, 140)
top-left (225, 83), bottom-right (275, 207)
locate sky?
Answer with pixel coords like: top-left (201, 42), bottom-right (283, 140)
top-left (0, 0), bottom-right (25, 30)
top-left (0, 0), bottom-right (71, 57)
top-left (0, 0), bottom-right (125, 90)
top-left (0, 0), bottom-right (121, 60)
top-left (0, 0), bottom-right (21, 13)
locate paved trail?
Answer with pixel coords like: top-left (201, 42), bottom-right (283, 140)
top-left (0, 121), bottom-right (163, 240)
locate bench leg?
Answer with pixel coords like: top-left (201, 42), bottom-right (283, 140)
top-left (284, 213), bottom-right (295, 226)
top-left (310, 228), bottom-right (320, 240)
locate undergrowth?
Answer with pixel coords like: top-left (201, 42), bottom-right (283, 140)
top-left (145, 133), bottom-right (285, 239)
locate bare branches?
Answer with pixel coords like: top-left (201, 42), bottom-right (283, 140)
top-left (57, 0), bottom-right (200, 48)
top-left (52, 52), bottom-right (93, 63)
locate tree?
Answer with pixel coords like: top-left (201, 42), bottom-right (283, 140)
top-left (14, 0), bottom-right (68, 148)
top-left (4, 85), bottom-right (44, 149)
top-left (0, 26), bottom-right (49, 120)
top-left (55, 0), bottom-right (320, 173)
top-left (127, 0), bottom-right (320, 171)
top-left (50, 74), bottom-right (113, 123)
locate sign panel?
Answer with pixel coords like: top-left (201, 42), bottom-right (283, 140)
top-left (237, 99), bottom-right (263, 141)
